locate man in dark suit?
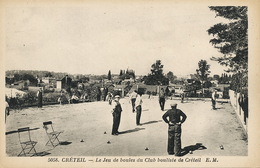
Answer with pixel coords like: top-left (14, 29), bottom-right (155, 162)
top-left (37, 88), bottom-right (43, 108)
top-left (111, 95), bottom-right (122, 135)
top-left (162, 103), bottom-right (187, 156)
top-left (159, 88), bottom-right (166, 111)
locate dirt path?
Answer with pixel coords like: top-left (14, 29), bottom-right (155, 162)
top-left (5, 96), bottom-right (247, 156)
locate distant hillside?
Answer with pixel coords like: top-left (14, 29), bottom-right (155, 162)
top-left (6, 70), bottom-right (70, 79)
top-left (5, 70), bottom-right (110, 81)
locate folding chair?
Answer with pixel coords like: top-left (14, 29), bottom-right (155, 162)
top-left (43, 121), bottom-right (64, 147)
top-left (17, 127), bottom-right (38, 157)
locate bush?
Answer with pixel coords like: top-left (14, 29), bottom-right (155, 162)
top-left (44, 88), bottom-right (55, 93)
top-left (152, 91), bottom-right (157, 96)
top-left (43, 92), bottom-right (61, 103)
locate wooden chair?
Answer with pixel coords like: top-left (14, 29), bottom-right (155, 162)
top-left (43, 121), bottom-right (64, 148)
top-left (17, 127), bottom-right (37, 156)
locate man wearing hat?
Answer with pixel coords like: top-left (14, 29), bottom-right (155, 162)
top-left (211, 90), bottom-right (217, 110)
top-left (162, 103), bottom-right (187, 156)
top-left (135, 92), bottom-right (143, 126)
top-left (111, 95), bottom-right (122, 135)
top-left (37, 87), bottom-right (43, 108)
top-left (159, 88), bottom-right (166, 111)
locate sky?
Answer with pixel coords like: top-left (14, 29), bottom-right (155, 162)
top-left (5, 2), bottom-right (229, 77)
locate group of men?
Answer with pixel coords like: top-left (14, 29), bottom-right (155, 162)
top-left (110, 89), bottom-right (187, 156)
top-left (111, 90), bottom-right (143, 135)
top-left (34, 87), bottom-right (221, 156)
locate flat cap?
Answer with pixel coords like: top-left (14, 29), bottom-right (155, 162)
top-left (114, 95), bottom-right (120, 98)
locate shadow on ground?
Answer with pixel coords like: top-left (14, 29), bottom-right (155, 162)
top-left (180, 101), bottom-right (194, 104)
top-left (141, 120), bottom-right (162, 126)
top-left (119, 128), bottom-right (145, 134)
top-left (59, 141), bottom-right (72, 145)
top-left (179, 143), bottom-right (207, 156)
top-left (5, 127), bottom-right (40, 135)
top-left (212, 107), bottom-right (224, 110)
top-left (35, 151), bottom-right (51, 157)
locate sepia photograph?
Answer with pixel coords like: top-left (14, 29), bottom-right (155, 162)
top-left (1, 0), bottom-right (259, 167)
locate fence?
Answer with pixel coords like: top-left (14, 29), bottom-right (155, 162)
top-left (229, 90), bottom-right (248, 133)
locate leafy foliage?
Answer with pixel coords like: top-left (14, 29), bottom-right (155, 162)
top-left (230, 72), bottom-right (248, 92)
top-left (196, 60), bottom-right (211, 82)
top-left (143, 60), bottom-right (169, 85)
top-left (208, 6), bottom-right (248, 92)
top-left (119, 69), bottom-right (135, 80)
top-left (208, 6), bottom-right (248, 72)
top-left (166, 71), bottom-right (177, 83)
top-left (108, 70), bottom-right (112, 80)
top-left (12, 73), bottom-right (38, 86)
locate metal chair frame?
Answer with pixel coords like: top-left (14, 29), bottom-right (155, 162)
top-left (17, 127), bottom-right (37, 157)
top-left (43, 121), bottom-right (64, 148)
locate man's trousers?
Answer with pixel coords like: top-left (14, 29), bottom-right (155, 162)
top-left (112, 112), bottom-right (121, 134)
top-left (131, 98), bottom-right (136, 112)
top-left (211, 98), bottom-right (216, 109)
top-left (159, 98), bottom-right (165, 110)
top-left (168, 124), bottom-right (182, 155)
top-left (136, 105), bottom-right (142, 125)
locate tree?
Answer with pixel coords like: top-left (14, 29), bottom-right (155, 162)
top-left (207, 6), bottom-right (248, 92)
top-left (132, 71), bottom-right (136, 79)
top-left (108, 70), bottom-right (112, 80)
top-left (213, 74), bottom-right (220, 80)
top-left (45, 72), bottom-right (53, 77)
top-left (203, 81), bottom-right (212, 88)
top-left (21, 74), bottom-right (38, 86)
top-left (143, 60), bottom-right (169, 85)
top-left (196, 60), bottom-right (211, 96)
top-left (119, 69), bottom-right (135, 80)
top-left (166, 71), bottom-right (177, 83)
top-left (13, 73), bottom-right (22, 82)
top-left (196, 60), bottom-right (211, 83)
top-left (79, 76), bottom-right (89, 83)
top-left (151, 60), bottom-right (163, 76)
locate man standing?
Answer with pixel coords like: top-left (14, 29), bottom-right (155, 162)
top-left (135, 92), bottom-right (143, 126)
top-left (103, 87), bottom-right (108, 101)
top-left (111, 95), bottom-right (122, 135)
top-left (129, 90), bottom-right (138, 112)
top-left (37, 88), bottom-right (43, 108)
top-left (97, 87), bottom-right (101, 101)
top-left (5, 100), bottom-right (9, 123)
top-left (106, 92), bottom-right (113, 105)
top-left (159, 88), bottom-right (166, 111)
top-left (211, 90), bottom-right (217, 110)
top-left (162, 103), bottom-right (187, 156)
top-left (180, 88), bottom-right (184, 103)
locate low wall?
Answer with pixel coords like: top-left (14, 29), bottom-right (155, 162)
top-left (28, 86), bottom-right (42, 92)
top-left (229, 90), bottom-right (248, 133)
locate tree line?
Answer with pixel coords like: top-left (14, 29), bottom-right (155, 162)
top-left (207, 6), bottom-right (248, 93)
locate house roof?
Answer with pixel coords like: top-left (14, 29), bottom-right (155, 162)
top-left (57, 76), bottom-right (72, 81)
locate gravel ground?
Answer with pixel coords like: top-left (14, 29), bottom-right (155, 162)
top-left (5, 96), bottom-right (247, 156)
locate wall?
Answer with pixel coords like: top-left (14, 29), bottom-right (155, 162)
top-left (229, 90), bottom-right (248, 133)
top-left (28, 86), bottom-right (42, 92)
top-left (56, 81), bottom-right (62, 90)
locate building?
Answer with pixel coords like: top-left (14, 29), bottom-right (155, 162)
top-left (9, 80), bottom-right (30, 90)
top-left (56, 75), bottom-right (72, 90)
top-left (41, 77), bottom-right (56, 84)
